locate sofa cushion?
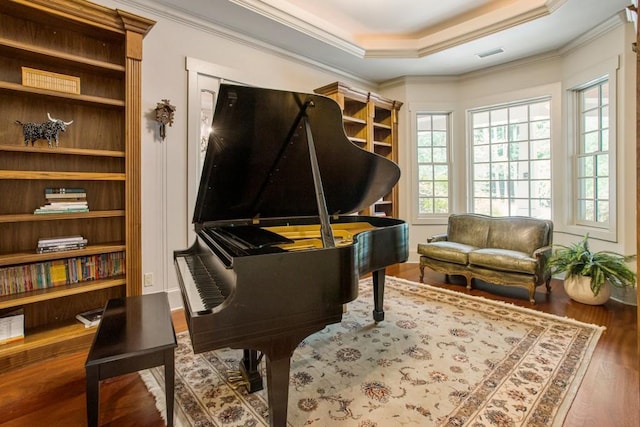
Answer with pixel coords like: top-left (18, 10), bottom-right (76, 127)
top-left (418, 241), bottom-right (475, 265)
top-left (486, 217), bottom-right (550, 255)
top-left (469, 248), bottom-right (538, 274)
top-left (448, 214), bottom-right (490, 248)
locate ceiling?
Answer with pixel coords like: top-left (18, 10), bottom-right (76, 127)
top-left (143, 0), bottom-right (633, 83)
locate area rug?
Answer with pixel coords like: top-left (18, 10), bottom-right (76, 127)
top-left (140, 277), bottom-right (605, 426)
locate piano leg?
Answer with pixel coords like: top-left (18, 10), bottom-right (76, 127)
top-left (265, 354), bottom-right (292, 427)
top-left (372, 269), bottom-right (386, 322)
top-left (258, 325), bottom-right (338, 427)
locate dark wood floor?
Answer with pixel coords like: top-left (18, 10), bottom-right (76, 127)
top-left (0, 263), bottom-right (637, 426)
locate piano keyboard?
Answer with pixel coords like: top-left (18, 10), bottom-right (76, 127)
top-left (176, 255), bottom-right (227, 313)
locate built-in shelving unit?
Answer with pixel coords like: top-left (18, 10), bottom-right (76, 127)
top-left (0, 0), bottom-right (154, 373)
top-left (314, 82), bottom-right (402, 217)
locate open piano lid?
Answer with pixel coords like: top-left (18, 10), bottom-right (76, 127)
top-left (193, 84), bottom-right (400, 224)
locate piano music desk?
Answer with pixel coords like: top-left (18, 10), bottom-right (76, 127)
top-left (84, 293), bottom-right (177, 427)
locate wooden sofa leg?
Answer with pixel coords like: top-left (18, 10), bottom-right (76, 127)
top-left (465, 276), bottom-right (472, 290)
top-left (529, 286), bottom-right (536, 304)
top-left (545, 279), bottom-right (552, 293)
top-left (419, 265), bottom-right (425, 282)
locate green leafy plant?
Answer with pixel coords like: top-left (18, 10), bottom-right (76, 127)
top-left (546, 235), bottom-right (636, 296)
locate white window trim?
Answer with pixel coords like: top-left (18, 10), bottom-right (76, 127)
top-left (463, 83), bottom-right (562, 219)
top-left (561, 55), bottom-right (619, 242)
top-left (468, 97), bottom-right (552, 219)
top-left (409, 102), bottom-right (457, 225)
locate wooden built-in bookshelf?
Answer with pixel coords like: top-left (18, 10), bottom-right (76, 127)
top-left (314, 82), bottom-right (402, 217)
top-left (0, 0), bottom-right (154, 373)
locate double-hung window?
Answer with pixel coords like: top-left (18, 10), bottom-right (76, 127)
top-left (575, 79), bottom-right (609, 227)
top-left (416, 113), bottom-right (451, 216)
top-left (470, 99), bottom-right (551, 219)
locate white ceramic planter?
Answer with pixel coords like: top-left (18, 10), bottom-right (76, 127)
top-left (564, 275), bottom-right (611, 305)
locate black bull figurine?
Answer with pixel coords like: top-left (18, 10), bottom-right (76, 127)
top-left (15, 113), bottom-right (73, 148)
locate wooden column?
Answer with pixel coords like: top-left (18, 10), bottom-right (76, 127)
top-left (119, 12), bottom-right (155, 296)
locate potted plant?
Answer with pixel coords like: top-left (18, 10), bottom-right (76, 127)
top-left (545, 234), bottom-right (636, 305)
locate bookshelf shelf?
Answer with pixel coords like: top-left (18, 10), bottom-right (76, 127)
top-left (314, 81), bottom-right (402, 217)
top-left (0, 243), bottom-right (125, 267)
top-left (0, 144), bottom-right (125, 158)
top-left (0, 318), bottom-right (97, 371)
top-left (0, 171), bottom-right (125, 180)
top-left (0, 81), bottom-right (125, 108)
top-left (0, 37), bottom-right (126, 74)
top-left (0, 210), bottom-right (125, 224)
top-left (0, 0), bottom-right (154, 373)
top-left (0, 276), bottom-right (125, 310)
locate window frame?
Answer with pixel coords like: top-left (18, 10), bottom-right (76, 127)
top-left (563, 56), bottom-right (619, 242)
top-left (468, 97), bottom-right (553, 219)
top-left (409, 103), bottom-right (456, 225)
top-left (574, 78), bottom-right (610, 228)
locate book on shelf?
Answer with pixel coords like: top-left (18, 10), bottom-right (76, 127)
top-left (0, 309), bottom-right (24, 345)
top-left (36, 243), bottom-right (87, 253)
top-left (36, 188), bottom-right (89, 214)
top-left (45, 187), bottom-right (86, 194)
top-left (0, 252), bottom-right (126, 297)
top-left (75, 307), bottom-right (104, 328)
top-left (38, 235), bottom-right (85, 245)
top-left (37, 235), bottom-right (88, 253)
top-left (45, 192), bottom-right (87, 200)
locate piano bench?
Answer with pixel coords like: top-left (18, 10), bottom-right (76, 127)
top-left (84, 293), bottom-right (177, 427)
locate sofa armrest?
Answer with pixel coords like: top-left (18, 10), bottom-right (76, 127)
top-left (428, 233), bottom-right (448, 243)
top-left (533, 245), bottom-right (553, 279)
top-left (533, 245), bottom-right (552, 259)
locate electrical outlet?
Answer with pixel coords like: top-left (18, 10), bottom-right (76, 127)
top-left (144, 272), bottom-right (153, 287)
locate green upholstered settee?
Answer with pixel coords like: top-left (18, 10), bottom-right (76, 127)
top-left (418, 213), bottom-right (554, 303)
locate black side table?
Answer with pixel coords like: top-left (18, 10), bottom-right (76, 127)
top-left (85, 293), bottom-right (177, 427)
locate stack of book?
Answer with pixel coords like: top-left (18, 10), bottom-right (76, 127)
top-left (0, 309), bottom-right (24, 345)
top-left (75, 307), bottom-right (104, 328)
top-left (37, 235), bottom-right (88, 253)
top-left (34, 188), bottom-right (88, 214)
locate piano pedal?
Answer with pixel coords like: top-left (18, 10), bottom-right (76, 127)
top-left (226, 368), bottom-right (263, 392)
top-left (238, 359), bottom-right (264, 394)
top-left (229, 380), bottom-right (250, 389)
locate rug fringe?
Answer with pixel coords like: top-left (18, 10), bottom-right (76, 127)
top-left (139, 369), bottom-right (171, 425)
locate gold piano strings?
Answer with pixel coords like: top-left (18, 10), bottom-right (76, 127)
top-left (265, 222), bottom-right (376, 250)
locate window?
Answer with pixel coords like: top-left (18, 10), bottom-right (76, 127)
top-left (416, 113), bottom-right (450, 215)
top-left (470, 99), bottom-right (551, 219)
top-left (575, 79), bottom-right (609, 227)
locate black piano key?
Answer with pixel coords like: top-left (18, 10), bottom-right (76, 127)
top-left (183, 255), bottom-right (228, 310)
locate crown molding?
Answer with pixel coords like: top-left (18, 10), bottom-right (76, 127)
top-left (230, 0), bottom-right (365, 57)
top-left (560, 12), bottom-right (625, 55)
top-left (231, 0), bottom-right (567, 60)
top-left (115, 0), bottom-right (375, 86)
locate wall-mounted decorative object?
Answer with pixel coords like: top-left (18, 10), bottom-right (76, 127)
top-left (154, 99), bottom-right (176, 140)
top-left (15, 113), bottom-right (73, 148)
top-left (21, 67), bottom-right (80, 94)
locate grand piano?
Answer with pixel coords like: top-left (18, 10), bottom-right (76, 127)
top-left (173, 83), bottom-right (408, 426)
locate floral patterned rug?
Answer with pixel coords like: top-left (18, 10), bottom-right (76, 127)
top-left (141, 277), bottom-right (604, 426)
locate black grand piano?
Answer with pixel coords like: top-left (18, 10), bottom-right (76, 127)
top-left (173, 83), bottom-right (408, 426)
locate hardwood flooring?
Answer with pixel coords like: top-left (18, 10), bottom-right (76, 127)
top-left (0, 263), bottom-right (637, 426)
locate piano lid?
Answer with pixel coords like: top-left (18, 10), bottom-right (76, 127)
top-left (193, 84), bottom-right (400, 224)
